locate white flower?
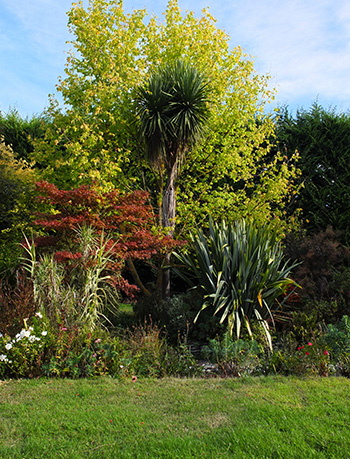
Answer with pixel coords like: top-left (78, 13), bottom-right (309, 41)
top-left (16, 329), bottom-right (26, 340)
top-left (0, 332), bottom-right (3, 338)
top-left (0, 354), bottom-right (8, 362)
top-left (5, 343), bottom-right (12, 350)
top-left (29, 336), bottom-right (36, 343)
top-left (41, 331), bottom-right (48, 336)
top-left (35, 312), bottom-right (43, 319)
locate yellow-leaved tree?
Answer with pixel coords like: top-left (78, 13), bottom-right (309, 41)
top-left (33, 0), bottom-right (299, 235)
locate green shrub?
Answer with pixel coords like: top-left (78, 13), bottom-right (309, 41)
top-left (201, 333), bottom-right (264, 376)
top-left (42, 327), bottom-right (124, 378)
top-left (323, 315), bottom-right (350, 361)
top-left (295, 340), bottom-right (330, 376)
top-left (0, 137), bottom-right (37, 274)
top-left (163, 343), bottom-right (202, 377)
top-left (266, 336), bottom-right (331, 376)
top-left (124, 322), bottom-right (168, 378)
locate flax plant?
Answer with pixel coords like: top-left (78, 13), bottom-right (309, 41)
top-left (175, 219), bottom-right (298, 348)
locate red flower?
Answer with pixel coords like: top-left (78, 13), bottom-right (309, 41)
top-left (305, 352), bottom-right (309, 356)
top-left (308, 342), bottom-right (313, 346)
top-left (324, 350), bottom-right (329, 355)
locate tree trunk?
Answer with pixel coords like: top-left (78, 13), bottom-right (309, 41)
top-left (162, 169), bottom-right (176, 235)
top-left (161, 165), bottom-right (177, 299)
top-left (125, 258), bottom-right (151, 297)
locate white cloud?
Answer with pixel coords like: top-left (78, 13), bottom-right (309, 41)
top-left (1, 0), bottom-right (350, 115)
top-left (209, 0), bottom-right (350, 108)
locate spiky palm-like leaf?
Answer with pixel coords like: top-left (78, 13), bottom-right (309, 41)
top-left (174, 219), bottom-right (299, 349)
top-left (135, 59), bottom-right (210, 172)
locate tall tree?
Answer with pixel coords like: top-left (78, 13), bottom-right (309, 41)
top-left (275, 103), bottom-right (350, 243)
top-left (135, 60), bottom-right (210, 234)
top-left (33, 0), bottom-right (298, 233)
top-left (0, 138), bottom-right (37, 273)
top-left (135, 60), bottom-right (210, 296)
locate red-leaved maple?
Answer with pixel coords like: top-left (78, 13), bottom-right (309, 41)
top-left (32, 181), bottom-right (182, 297)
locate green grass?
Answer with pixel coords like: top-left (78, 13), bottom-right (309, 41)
top-left (1, 376), bottom-right (350, 458)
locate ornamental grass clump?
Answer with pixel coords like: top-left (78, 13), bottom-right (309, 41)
top-left (175, 219), bottom-right (298, 348)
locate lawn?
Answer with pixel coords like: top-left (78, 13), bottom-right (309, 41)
top-left (1, 376), bottom-right (350, 458)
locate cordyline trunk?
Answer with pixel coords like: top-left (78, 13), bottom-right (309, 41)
top-left (161, 164), bottom-right (177, 299)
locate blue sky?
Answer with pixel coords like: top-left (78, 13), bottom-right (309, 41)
top-left (1, 0), bottom-right (350, 118)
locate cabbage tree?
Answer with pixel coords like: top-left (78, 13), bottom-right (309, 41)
top-left (135, 60), bottom-right (210, 297)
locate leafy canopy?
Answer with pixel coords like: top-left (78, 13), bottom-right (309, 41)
top-left (33, 0), bottom-right (298, 232)
top-left (33, 181), bottom-right (180, 297)
top-left (275, 103), bottom-right (350, 242)
top-left (0, 138), bottom-right (37, 273)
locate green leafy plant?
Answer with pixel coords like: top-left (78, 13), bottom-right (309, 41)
top-left (295, 340), bottom-right (330, 376)
top-left (323, 315), bottom-right (350, 361)
top-left (42, 326), bottom-right (123, 378)
top-left (201, 333), bottom-right (263, 376)
top-left (0, 313), bottom-right (52, 378)
top-left (163, 342), bottom-right (202, 377)
top-left (0, 137), bottom-right (37, 274)
top-left (265, 333), bottom-right (331, 377)
top-left (175, 219), bottom-right (298, 348)
top-left (125, 322), bottom-right (167, 378)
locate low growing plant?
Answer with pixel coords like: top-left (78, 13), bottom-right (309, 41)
top-left (267, 336), bottom-right (331, 377)
top-left (323, 315), bottom-right (350, 360)
top-left (21, 228), bottom-right (120, 331)
top-left (202, 333), bottom-right (264, 376)
top-left (0, 312), bottom-right (52, 378)
top-left (42, 326), bottom-right (124, 378)
top-left (0, 269), bottom-right (36, 336)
